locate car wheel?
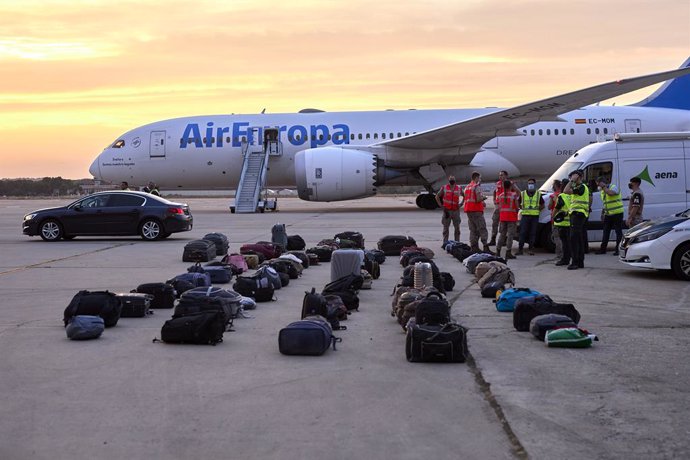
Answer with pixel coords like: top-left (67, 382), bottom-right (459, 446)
top-left (671, 242), bottom-right (690, 281)
top-left (39, 219), bottom-right (63, 241)
top-left (139, 219), bottom-right (162, 241)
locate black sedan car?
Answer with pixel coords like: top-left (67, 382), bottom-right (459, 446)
top-left (23, 191), bottom-right (193, 241)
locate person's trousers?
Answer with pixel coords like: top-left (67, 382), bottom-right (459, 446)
top-left (518, 215), bottom-right (539, 249)
top-left (601, 213), bottom-right (624, 251)
top-left (569, 212), bottom-right (587, 266)
top-left (466, 211), bottom-right (488, 249)
top-left (497, 221), bottom-right (517, 253)
top-left (557, 226), bottom-right (571, 263)
top-left (441, 208), bottom-right (461, 243)
top-left (491, 207), bottom-right (500, 238)
top-left (552, 225), bottom-right (563, 260)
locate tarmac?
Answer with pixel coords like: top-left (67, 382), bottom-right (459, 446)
top-left (1, 195), bottom-right (689, 459)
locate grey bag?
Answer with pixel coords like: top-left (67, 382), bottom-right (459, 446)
top-left (66, 315), bottom-right (105, 340)
top-left (271, 223), bottom-right (288, 249)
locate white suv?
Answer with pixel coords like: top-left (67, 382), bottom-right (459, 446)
top-left (619, 209), bottom-right (690, 280)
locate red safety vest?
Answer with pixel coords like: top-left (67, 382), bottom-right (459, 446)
top-left (498, 191), bottom-right (519, 222)
top-left (463, 181), bottom-right (484, 212)
top-left (442, 184), bottom-right (461, 210)
top-left (494, 180), bottom-right (504, 205)
top-left (550, 191), bottom-right (560, 222)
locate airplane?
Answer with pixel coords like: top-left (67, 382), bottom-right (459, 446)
top-left (89, 57), bottom-right (690, 211)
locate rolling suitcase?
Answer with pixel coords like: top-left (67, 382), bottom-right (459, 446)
top-left (203, 232), bottom-right (229, 256)
top-left (183, 239), bottom-right (217, 262)
top-left (330, 249), bottom-right (364, 282)
top-left (134, 283), bottom-right (176, 309)
top-left (115, 293), bottom-right (153, 318)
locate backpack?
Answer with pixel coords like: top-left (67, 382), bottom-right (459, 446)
top-left (66, 315), bottom-right (105, 340)
top-left (323, 290), bottom-right (359, 311)
top-left (323, 274), bottom-right (363, 293)
top-left (278, 319), bottom-right (342, 355)
top-left (545, 328), bottom-right (597, 348)
top-left (439, 272), bottom-right (455, 292)
top-left (287, 234), bottom-right (306, 251)
top-left (221, 253), bottom-right (249, 273)
top-left (414, 292), bottom-right (451, 325)
top-left (175, 295), bottom-right (237, 328)
top-left (495, 288), bottom-right (542, 312)
top-left (324, 295), bottom-right (349, 321)
top-left (179, 286), bottom-right (243, 321)
top-left (271, 223), bottom-right (288, 249)
top-left (334, 231), bottom-right (365, 249)
top-left (306, 246), bottom-right (333, 262)
top-left (159, 311), bottom-right (226, 345)
top-left (166, 278), bottom-right (196, 297)
top-left (364, 258), bottom-right (380, 280)
top-left (477, 261), bottom-right (514, 289)
top-left (480, 281), bottom-right (505, 299)
top-left (529, 314), bottom-right (577, 341)
top-left (202, 232), bottom-right (229, 256)
top-left (256, 266), bottom-right (282, 290)
top-left (169, 272), bottom-right (211, 288)
top-left (360, 270), bottom-right (373, 290)
top-left (464, 253), bottom-right (504, 274)
top-left (64, 290), bottom-right (122, 328)
top-left (134, 283), bottom-right (176, 309)
top-left (301, 288), bottom-right (328, 319)
top-left (286, 251), bottom-right (310, 269)
top-left (513, 295), bottom-right (581, 332)
top-left (233, 276), bottom-right (276, 302)
top-left (364, 249), bottom-right (386, 265)
top-left (451, 245), bottom-right (473, 262)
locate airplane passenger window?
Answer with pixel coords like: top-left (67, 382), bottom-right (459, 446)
top-left (358, 134), bottom-right (362, 140)
top-left (328, 135), bottom-right (331, 141)
top-left (405, 132), bottom-right (409, 136)
top-left (570, 129), bottom-right (575, 135)
top-left (587, 128), bottom-right (591, 135)
top-left (389, 133), bottom-right (393, 138)
top-left (382, 133), bottom-right (386, 139)
top-left (531, 130), bottom-right (535, 135)
top-left (397, 132), bottom-right (401, 137)
top-left (374, 133), bottom-right (378, 139)
top-left (538, 129), bottom-right (543, 135)
top-left (595, 128), bottom-right (600, 134)
top-left (351, 134), bottom-right (355, 140)
top-left (554, 129), bottom-right (558, 136)
top-left (546, 129), bottom-right (551, 135)
top-left (562, 129), bottom-right (567, 135)
top-left (112, 140), bottom-right (125, 148)
top-left (603, 128), bottom-right (608, 134)
top-left (226, 137), bottom-right (231, 143)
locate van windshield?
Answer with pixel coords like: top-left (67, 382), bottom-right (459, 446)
top-left (539, 161), bottom-right (583, 192)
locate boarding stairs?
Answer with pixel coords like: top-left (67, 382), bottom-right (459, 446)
top-left (232, 127), bottom-right (280, 213)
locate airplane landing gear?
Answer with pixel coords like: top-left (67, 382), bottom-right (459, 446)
top-left (416, 192), bottom-right (439, 210)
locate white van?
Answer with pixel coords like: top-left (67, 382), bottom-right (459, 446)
top-left (541, 132), bottom-right (690, 241)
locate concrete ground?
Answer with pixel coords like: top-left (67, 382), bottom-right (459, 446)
top-left (1, 196), bottom-right (688, 459)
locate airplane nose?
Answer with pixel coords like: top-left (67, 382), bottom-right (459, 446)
top-left (89, 155), bottom-right (101, 179)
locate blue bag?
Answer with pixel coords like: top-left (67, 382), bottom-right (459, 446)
top-left (495, 288), bottom-right (542, 312)
top-left (171, 272), bottom-right (211, 288)
top-left (66, 315), bottom-right (105, 340)
top-left (202, 266), bottom-right (232, 284)
top-left (278, 319), bottom-right (341, 355)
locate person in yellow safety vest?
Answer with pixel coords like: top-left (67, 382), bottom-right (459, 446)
top-left (563, 169), bottom-right (589, 270)
top-left (595, 176), bottom-right (624, 255)
top-left (435, 175), bottom-right (463, 248)
top-left (553, 178), bottom-right (572, 266)
top-left (517, 178), bottom-right (545, 255)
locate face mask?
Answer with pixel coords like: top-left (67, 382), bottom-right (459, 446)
top-left (527, 183), bottom-right (535, 190)
top-left (449, 180), bottom-right (456, 185)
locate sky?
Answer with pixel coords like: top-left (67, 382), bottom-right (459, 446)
top-left (0, 0), bottom-right (689, 179)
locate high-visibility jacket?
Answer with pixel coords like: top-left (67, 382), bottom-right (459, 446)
top-left (463, 181), bottom-right (484, 212)
top-left (601, 186), bottom-right (624, 216)
top-left (441, 184), bottom-right (461, 210)
top-left (569, 183), bottom-right (590, 217)
top-left (520, 190), bottom-right (540, 216)
top-left (498, 191), bottom-right (519, 222)
top-left (553, 193), bottom-right (571, 227)
top-left (494, 180), bottom-right (504, 205)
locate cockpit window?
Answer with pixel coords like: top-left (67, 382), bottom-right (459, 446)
top-left (112, 139), bottom-right (125, 149)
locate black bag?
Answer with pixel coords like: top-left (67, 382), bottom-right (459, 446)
top-left (278, 319), bottom-right (341, 355)
top-left (279, 272), bottom-right (290, 287)
top-left (233, 276), bottom-right (275, 302)
top-left (307, 253), bottom-right (320, 266)
top-left (160, 311), bottom-right (225, 345)
top-left (401, 265), bottom-right (415, 287)
top-left (365, 249), bottom-right (386, 265)
top-left (322, 289), bottom-right (359, 311)
top-left (203, 265), bottom-right (233, 284)
top-left (400, 251), bottom-right (425, 267)
top-left (377, 235), bottom-right (417, 256)
top-left (134, 283), bottom-right (176, 309)
top-left (287, 234), bottom-right (306, 251)
top-left (335, 231), bottom-right (365, 249)
top-left (268, 259), bottom-right (300, 279)
top-left (64, 290), bottom-right (122, 327)
top-left (406, 322), bottom-right (467, 363)
top-left (287, 251), bottom-right (309, 269)
top-left (465, 253), bottom-right (506, 274)
top-left (514, 296), bottom-right (581, 332)
top-left (175, 295), bottom-right (236, 327)
top-left (451, 245), bottom-right (473, 262)
top-left (183, 239), bottom-right (217, 262)
top-left (167, 278), bottom-right (196, 297)
top-left (180, 286), bottom-right (243, 320)
top-left (115, 293), bottom-right (152, 318)
top-left (440, 272), bottom-right (455, 292)
top-left (414, 293), bottom-right (451, 325)
top-left (203, 232), bottom-right (229, 256)
top-left (364, 258), bottom-right (380, 280)
top-left (481, 281), bottom-right (505, 299)
top-left (323, 274), bottom-right (363, 293)
top-left (306, 246), bottom-right (333, 262)
top-left (529, 314), bottom-right (577, 341)
top-left (302, 288), bottom-right (328, 319)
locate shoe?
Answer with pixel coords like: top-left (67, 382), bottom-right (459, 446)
top-left (516, 249), bottom-right (524, 256)
top-left (567, 264), bottom-right (579, 270)
top-left (505, 252), bottom-right (516, 260)
top-left (578, 263), bottom-right (584, 268)
top-left (483, 245), bottom-right (494, 255)
top-left (595, 249), bottom-right (606, 255)
top-left (612, 251), bottom-right (619, 256)
top-left (555, 260), bottom-right (568, 266)
top-left (488, 238), bottom-right (496, 246)
top-left (441, 241), bottom-right (448, 250)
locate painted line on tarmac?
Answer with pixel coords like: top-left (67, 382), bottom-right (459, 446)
top-left (0, 243), bottom-right (136, 276)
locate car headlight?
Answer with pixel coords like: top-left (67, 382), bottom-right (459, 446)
top-left (630, 227), bottom-right (673, 244)
top-left (23, 213), bottom-right (36, 221)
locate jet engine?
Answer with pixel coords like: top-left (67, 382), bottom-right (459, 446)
top-left (294, 147), bottom-right (378, 201)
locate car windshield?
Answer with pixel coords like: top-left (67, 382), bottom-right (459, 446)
top-left (540, 161), bottom-right (583, 192)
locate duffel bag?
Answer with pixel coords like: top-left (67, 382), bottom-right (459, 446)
top-left (66, 315), bottom-right (105, 340)
top-left (233, 276), bottom-right (276, 302)
top-left (180, 286), bottom-right (243, 320)
top-left (377, 235), bottom-right (417, 256)
top-left (306, 246), bottom-right (333, 262)
top-left (545, 327), bottom-right (597, 348)
top-left (334, 231), bottom-right (365, 249)
top-left (323, 273), bottom-right (363, 293)
top-left (115, 293), bottom-right (153, 318)
top-left (529, 314), bottom-right (577, 341)
top-left (159, 311), bottom-right (225, 345)
top-left (481, 281), bottom-right (505, 299)
top-left (278, 319), bottom-right (341, 356)
top-left (202, 265), bottom-right (233, 284)
top-left (406, 322), bottom-right (468, 363)
top-left (64, 290), bottom-right (122, 327)
top-left (365, 249), bottom-right (386, 265)
top-left (513, 296), bottom-right (580, 332)
top-left (287, 234), bottom-right (306, 251)
top-left (170, 272), bottom-right (211, 288)
top-left (134, 283), bottom-right (176, 309)
top-left (495, 287), bottom-right (541, 312)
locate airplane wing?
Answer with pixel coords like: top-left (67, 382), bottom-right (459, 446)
top-left (380, 66), bottom-right (690, 150)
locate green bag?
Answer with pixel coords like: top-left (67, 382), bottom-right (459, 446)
top-left (545, 328), bottom-right (597, 348)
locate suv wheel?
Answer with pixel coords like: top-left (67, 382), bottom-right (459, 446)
top-left (671, 242), bottom-right (690, 281)
top-left (140, 219), bottom-right (162, 241)
top-left (39, 219), bottom-right (63, 241)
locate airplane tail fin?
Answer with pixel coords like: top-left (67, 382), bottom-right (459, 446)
top-left (632, 57), bottom-right (690, 110)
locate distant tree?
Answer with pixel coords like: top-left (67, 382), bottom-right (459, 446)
top-left (0, 177), bottom-right (80, 196)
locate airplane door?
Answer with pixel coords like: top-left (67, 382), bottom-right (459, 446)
top-left (150, 131), bottom-right (166, 157)
top-left (624, 119), bottom-right (641, 133)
